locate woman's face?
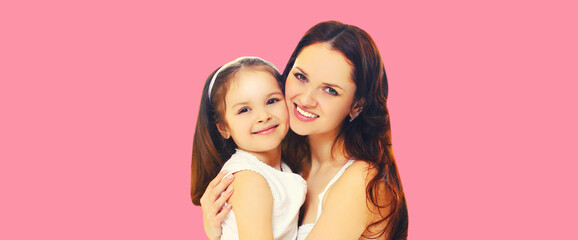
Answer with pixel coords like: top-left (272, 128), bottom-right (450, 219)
top-left (285, 43), bottom-right (357, 138)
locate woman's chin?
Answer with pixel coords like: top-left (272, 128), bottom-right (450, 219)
top-left (289, 123), bottom-right (314, 136)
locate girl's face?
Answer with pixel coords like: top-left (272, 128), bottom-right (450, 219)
top-left (285, 43), bottom-right (357, 138)
top-left (219, 69), bottom-right (289, 154)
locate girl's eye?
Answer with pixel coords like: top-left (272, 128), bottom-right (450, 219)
top-left (267, 98), bottom-right (280, 105)
top-left (294, 73), bottom-right (307, 82)
top-left (237, 107), bottom-right (249, 114)
top-left (324, 87), bottom-right (339, 96)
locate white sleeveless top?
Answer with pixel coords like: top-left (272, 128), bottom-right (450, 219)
top-left (220, 149), bottom-right (307, 240)
top-left (296, 160), bottom-right (355, 240)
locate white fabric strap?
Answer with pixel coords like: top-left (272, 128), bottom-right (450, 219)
top-left (315, 159), bottom-right (355, 222)
top-left (208, 56), bottom-right (280, 101)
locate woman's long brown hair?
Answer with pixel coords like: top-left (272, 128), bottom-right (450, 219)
top-left (281, 21), bottom-right (408, 239)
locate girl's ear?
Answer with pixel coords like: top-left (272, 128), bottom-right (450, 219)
top-left (216, 122), bottom-right (231, 139)
top-left (349, 99), bottom-right (364, 122)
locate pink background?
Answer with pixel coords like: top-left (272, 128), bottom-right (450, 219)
top-left (1, 0), bottom-right (577, 239)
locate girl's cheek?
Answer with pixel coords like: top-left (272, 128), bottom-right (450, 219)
top-left (275, 104), bottom-right (289, 120)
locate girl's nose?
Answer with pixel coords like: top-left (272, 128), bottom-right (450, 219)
top-left (257, 110), bottom-right (272, 123)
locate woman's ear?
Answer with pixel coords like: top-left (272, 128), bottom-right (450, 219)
top-left (216, 122), bottom-right (231, 139)
top-left (349, 99), bottom-right (364, 122)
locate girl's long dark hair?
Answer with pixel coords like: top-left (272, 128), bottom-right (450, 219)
top-left (190, 67), bottom-right (236, 206)
top-left (191, 59), bottom-right (283, 205)
top-left (282, 21), bottom-right (408, 240)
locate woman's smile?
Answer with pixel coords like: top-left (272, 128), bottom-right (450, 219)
top-left (293, 103), bottom-right (319, 121)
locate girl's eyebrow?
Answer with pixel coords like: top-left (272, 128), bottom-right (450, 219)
top-left (268, 91), bottom-right (284, 97)
top-left (231, 91), bottom-right (284, 109)
top-left (231, 101), bottom-right (249, 109)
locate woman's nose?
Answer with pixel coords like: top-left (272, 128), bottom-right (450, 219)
top-left (299, 86), bottom-right (317, 108)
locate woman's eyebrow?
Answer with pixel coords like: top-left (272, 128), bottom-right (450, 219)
top-left (323, 82), bottom-right (343, 91)
top-left (295, 67), bottom-right (309, 77)
top-left (296, 66), bottom-right (344, 90)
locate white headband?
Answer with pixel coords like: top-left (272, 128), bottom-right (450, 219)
top-left (208, 56), bottom-right (280, 101)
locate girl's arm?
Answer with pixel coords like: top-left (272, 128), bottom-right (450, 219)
top-left (200, 171), bottom-right (234, 240)
top-left (305, 161), bottom-right (379, 240)
top-left (229, 171), bottom-right (274, 240)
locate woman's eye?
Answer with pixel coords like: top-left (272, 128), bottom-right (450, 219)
top-left (294, 73), bottom-right (307, 82)
top-left (324, 87), bottom-right (339, 96)
top-left (237, 107), bottom-right (249, 114)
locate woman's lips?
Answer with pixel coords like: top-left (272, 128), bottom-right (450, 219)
top-left (252, 125), bottom-right (279, 135)
top-left (294, 103), bottom-right (319, 122)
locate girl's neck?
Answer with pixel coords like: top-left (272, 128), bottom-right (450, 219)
top-left (241, 147), bottom-right (282, 171)
top-left (307, 128), bottom-right (348, 168)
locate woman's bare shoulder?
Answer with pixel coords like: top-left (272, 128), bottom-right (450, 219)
top-left (336, 160), bottom-right (390, 216)
top-left (340, 160), bottom-right (377, 185)
top-left (307, 161), bottom-right (373, 239)
top-left (326, 160), bottom-right (376, 213)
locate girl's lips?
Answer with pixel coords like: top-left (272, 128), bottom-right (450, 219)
top-left (293, 103), bottom-right (319, 122)
top-left (252, 125), bottom-right (278, 135)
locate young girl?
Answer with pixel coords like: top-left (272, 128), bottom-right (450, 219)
top-left (191, 57), bottom-right (307, 240)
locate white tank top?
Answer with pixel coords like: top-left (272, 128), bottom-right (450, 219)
top-left (296, 159), bottom-right (355, 240)
top-left (220, 149), bottom-right (307, 240)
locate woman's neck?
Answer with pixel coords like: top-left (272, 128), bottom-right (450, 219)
top-left (307, 129), bottom-right (348, 168)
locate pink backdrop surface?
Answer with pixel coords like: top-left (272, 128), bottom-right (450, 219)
top-left (1, 0), bottom-right (577, 239)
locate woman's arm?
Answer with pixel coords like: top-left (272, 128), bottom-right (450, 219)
top-left (229, 171), bottom-right (274, 240)
top-left (305, 161), bottom-right (378, 240)
top-left (200, 171), bottom-right (234, 240)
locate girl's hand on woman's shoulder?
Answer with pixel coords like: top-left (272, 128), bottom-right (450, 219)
top-left (200, 171), bottom-right (235, 240)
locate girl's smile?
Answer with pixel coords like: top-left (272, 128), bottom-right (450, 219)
top-left (252, 124), bottom-right (279, 135)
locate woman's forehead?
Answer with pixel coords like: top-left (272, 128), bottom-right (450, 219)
top-left (294, 43), bottom-right (354, 85)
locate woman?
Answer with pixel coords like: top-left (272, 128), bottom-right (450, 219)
top-left (196, 21), bottom-right (408, 240)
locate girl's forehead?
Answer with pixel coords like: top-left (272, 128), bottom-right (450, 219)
top-left (230, 69), bottom-right (279, 88)
top-left (225, 70), bottom-right (282, 102)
